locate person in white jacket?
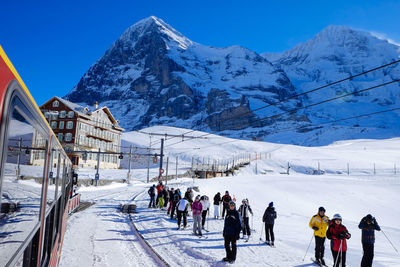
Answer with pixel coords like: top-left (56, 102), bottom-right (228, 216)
top-left (176, 197), bottom-right (189, 229)
top-left (200, 195), bottom-right (210, 230)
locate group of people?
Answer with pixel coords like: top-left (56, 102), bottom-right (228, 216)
top-left (309, 207), bottom-right (381, 267)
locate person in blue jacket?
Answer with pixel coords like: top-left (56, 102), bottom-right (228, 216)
top-left (358, 214), bottom-right (381, 267)
top-left (222, 201), bottom-right (242, 264)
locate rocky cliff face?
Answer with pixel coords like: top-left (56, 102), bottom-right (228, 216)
top-left (65, 18), bottom-right (400, 145)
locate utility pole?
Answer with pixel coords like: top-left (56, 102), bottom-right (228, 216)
top-left (147, 135), bottom-right (152, 183)
top-left (95, 148), bottom-right (100, 186)
top-left (127, 145), bottom-right (132, 183)
top-left (176, 156), bottom-right (178, 180)
top-left (166, 157), bottom-right (169, 185)
top-left (159, 138), bottom-right (164, 181)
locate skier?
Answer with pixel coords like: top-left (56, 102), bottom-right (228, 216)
top-left (167, 187), bottom-right (175, 215)
top-left (200, 195), bottom-right (210, 230)
top-left (156, 181), bottom-right (164, 206)
top-left (221, 191), bottom-right (232, 218)
top-left (358, 214), bottom-right (381, 267)
top-left (262, 202), bottom-right (277, 246)
top-left (326, 214), bottom-right (351, 267)
top-left (192, 195), bottom-right (203, 236)
top-left (185, 188), bottom-right (194, 210)
top-left (213, 192), bottom-right (221, 219)
top-left (309, 206), bottom-right (329, 266)
top-left (162, 186), bottom-right (169, 208)
top-left (238, 199), bottom-right (253, 240)
top-left (176, 197), bottom-right (189, 229)
top-left (223, 200), bottom-right (241, 264)
top-left (170, 189), bottom-right (181, 220)
top-left (148, 184), bottom-right (156, 208)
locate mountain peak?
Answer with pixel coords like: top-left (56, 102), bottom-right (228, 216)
top-left (118, 16), bottom-right (193, 50)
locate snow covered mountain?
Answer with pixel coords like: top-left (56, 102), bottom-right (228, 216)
top-left (263, 26), bottom-right (400, 144)
top-left (65, 18), bottom-right (400, 145)
top-left (64, 16), bottom-right (305, 137)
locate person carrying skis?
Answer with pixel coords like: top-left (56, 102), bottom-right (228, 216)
top-left (238, 199), bottom-right (253, 240)
top-left (156, 181), bottom-right (164, 206)
top-left (192, 195), bottom-right (203, 236)
top-left (200, 195), bottom-right (210, 230)
top-left (262, 202), bottom-right (277, 246)
top-left (358, 214), bottom-right (381, 267)
top-left (148, 184), bottom-right (156, 208)
top-left (221, 191), bottom-right (232, 218)
top-left (176, 197), bottom-right (189, 229)
top-left (170, 189), bottom-right (181, 220)
top-left (213, 192), bottom-right (222, 219)
top-left (309, 206), bottom-right (329, 266)
top-left (223, 200), bottom-right (242, 264)
top-left (327, 214), bottom-right (351, 267)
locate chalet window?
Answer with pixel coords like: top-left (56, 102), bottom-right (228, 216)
top-left (44, 112), bottom-right (50, 118)
top-left (59, 121), bottom-right (64, 129)
top-left (66, 121), bottom-right (74, 129)
top-left (52, 100), bottom-right (59, 107)
top-left (60, 110), bottom-right (66, 118)
top-left (67, 111), bottom-right (74, 118)
top-left (51, 121), bottom-right (57, 129)
top-left (65, 133), bottom-right (72, 141)
top-left (58, 133), bottom-right (63, 141)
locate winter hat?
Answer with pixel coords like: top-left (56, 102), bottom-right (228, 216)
top-left (242, 199), bottom-right (247, 203)
top-left (152, 184), bottom-right (156, 187)
top-left (195, 195), bottom-right (200, 200)
top-left (366, 214), bottom-right (373, 221)
top-left (318, 206), bottom-right (326, 212)
top-left (332, 213), bottom-right (342, 220)
top-left (269, 202), bottom-right (273, 207)
top-left (229, 200), bottom-right (235, 206)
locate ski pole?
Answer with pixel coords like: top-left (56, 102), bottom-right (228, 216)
top-left (333, 240), bottom-right (343, 267)
top-left (381, 229), bottom-right (400, 255)
top-left (302, 234), bottom-right (314, 262)
top-left (207, 208), bottom-right (209, 231)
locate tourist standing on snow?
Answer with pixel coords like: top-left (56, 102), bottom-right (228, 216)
top-left (327, 214), bottom-right (351, 267)
top-left (223, 200), bottom-right (242, 264)
top-left (162, 186), bottom-right (169, 208)
top-left (309, 206), bottom-right (329, 266)
top-left (156, 181), bottom-right (164, 206)
top-left (176, 197), bottom-right (189, 229)
top-left (148, 184), bottom-right (156, 208)
top-left (238, 199), bottom-right (253, 240)
top-left (170, 189), bottom-right (181, 219)
top-left (192, 195), bottom-right (203, 236)
top-left (222, 191), bottom-right (232, 218)
top-left (200, 195), bottom-right (210, 230)
top-left (185, 188), bottom-right (194, 211)
top-left (358, 214), bottom-right (381, 267)
top-left (167, 188), bottom-right (175, 215)
top-left (262, 202), bottom-right (277, 246)
top-left (213, 192), bottom-right (222, 219)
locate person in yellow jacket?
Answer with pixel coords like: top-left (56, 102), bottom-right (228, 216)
top-left (309, 207), bottom-right (329, 266)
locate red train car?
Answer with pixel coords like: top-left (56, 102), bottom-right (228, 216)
top-left (0, 46), bottom-right (80, 267)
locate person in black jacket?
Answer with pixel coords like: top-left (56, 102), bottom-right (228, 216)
top-left (148, 185), bottom-right (156, 208)
top-left (170, 189), bottom-right (181, 219)
top-left (213, 192), bottom-right (222, 219)
top-left (221, 191), bottom-right (232, 218)
top-left (238, 199), bottom-right (253, 240)
top-left (162, 186), bottom-right (169, 208)
top-left (359, 214), bottom-right (381, 267)
top-left (222, 200), bottom-right (242, 264)
top-left (262, 202), bottom-right (277, 246)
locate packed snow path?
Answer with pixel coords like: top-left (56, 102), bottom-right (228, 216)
top-left (60, 182), bottom-right (165, 267)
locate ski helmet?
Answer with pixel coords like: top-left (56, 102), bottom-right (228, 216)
top-left (332, 213), bottom-right (342, 220)
top-left (269, 202), bottom-right (274, 207)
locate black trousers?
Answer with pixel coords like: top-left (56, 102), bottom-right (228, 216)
top-left (242, 217), bottom-right (251, 236)
top-left (332, 250), bottom-right (346, 267)
top-left (361, 243), bottom-right (374, 267)
top-left (224, 235), bottom-right (237, 261)
top-left (222, 204), bottom-right (228, 218)
top-left (148, 195), bottom-right (155, 208)
top-left (177, 210), bottom-right (187, 227)
top-left (170, 202), bottom-right (177, 219)
top-left (265, 223), bottom-right (274, 242)
top-left (201, 210), bottom-right (207, 227)
top-left (156, 193), bottom-right (160, 205)
top-left (315, 236), bottom-right (326, 260)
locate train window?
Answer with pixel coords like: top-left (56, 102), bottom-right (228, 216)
top-left (0, 96), bottom-right (47, 266)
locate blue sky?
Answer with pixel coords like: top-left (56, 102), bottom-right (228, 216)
top-left (1, 0), bottom-right (399, 105)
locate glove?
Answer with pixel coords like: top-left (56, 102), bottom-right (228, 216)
top-left (339, 231), bottom-right (346, 239)
top-left (312, 226), bottom-right (319, 231)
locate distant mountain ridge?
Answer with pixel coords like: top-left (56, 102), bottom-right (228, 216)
top-left (65, 17), bottom-right (400, 145)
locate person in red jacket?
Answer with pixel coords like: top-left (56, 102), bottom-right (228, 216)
top-left (326, 214), bottom-right (351, 267)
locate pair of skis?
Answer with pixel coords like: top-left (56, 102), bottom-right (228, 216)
top-left (310, 258), bottom-right (327, 267)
